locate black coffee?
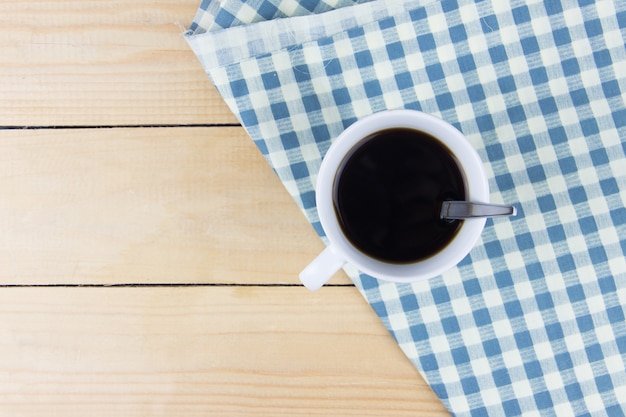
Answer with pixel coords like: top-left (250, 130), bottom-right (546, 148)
top-left (333, 128), bottom-right (466, 264)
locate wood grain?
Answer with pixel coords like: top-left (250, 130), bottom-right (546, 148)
top-left (0, 1), bottom-right (449, 415)
top-left (0, 1), bottom-right (236, 127)
top-left (0, 286), bottom-right (448, 417)
top-left (0, 127), bottom-right (350, 285)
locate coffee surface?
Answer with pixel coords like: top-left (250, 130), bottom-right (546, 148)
top-left (333, 128), bottom-right (466, 263)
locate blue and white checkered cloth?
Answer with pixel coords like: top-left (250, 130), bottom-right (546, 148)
top-left (186, 0), bottom-right (626, 415)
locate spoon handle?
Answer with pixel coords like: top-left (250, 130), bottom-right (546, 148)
top-left (441, 201), bottom-right (517, 220)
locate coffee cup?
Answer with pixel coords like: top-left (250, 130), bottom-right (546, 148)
top-left (300, 110), bottom-right (490, 291)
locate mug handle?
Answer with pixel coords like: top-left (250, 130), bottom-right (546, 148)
top-left (299, 245), bottom-right (346, 291)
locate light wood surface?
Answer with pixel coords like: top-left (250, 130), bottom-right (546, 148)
top-left (0, 0), bottom-right (236, 126)
top-left (0, 1), bottom-right (449, 415)
top-left (0, 287), bottom-right (446, 417)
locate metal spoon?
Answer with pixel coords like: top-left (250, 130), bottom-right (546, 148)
top-left (440, 201), bottom-right (517, 220)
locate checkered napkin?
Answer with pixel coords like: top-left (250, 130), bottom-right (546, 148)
top-left (186, 0), bottom-right (626, 415)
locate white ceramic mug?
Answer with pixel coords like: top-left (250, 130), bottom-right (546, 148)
top-left (300, 110), bottom-right (489, 291)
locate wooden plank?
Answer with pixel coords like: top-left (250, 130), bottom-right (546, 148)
top-left (0, 1), bottom-right (236, 126)
top-left (0, 286), bottom-right (448, 417)
top-left (0, 127), bottom-right (348, 285)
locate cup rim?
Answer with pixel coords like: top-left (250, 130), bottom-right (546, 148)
top-left (316, 109), bottom-right (489, 283)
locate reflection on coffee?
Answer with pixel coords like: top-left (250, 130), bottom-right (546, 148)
top-left (333, 128), bottom-right (466, 264)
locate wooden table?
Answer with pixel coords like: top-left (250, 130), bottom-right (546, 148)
top-left (0, 2), bottom-right (449, 415)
